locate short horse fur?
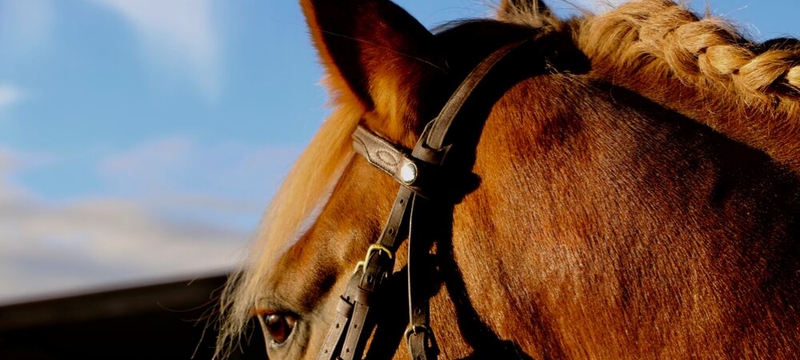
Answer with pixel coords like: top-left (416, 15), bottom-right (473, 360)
top-left (216, 0), bottom-right (800, 359)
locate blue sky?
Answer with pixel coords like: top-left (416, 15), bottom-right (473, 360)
top-left (0, 0), bottom-right (797, 304)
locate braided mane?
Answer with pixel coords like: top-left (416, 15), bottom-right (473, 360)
top-left (504, 0), bottom-right (800, 171)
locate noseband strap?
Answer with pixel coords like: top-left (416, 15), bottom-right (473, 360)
top-left (317, 39), bottom-right (528, 360)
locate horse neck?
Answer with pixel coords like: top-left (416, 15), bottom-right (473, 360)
top-left (433, 72), bottom-right (800, 359)
top-left (585, 55), bottom-right (800, 172)
top-left (565, 16), bottom-right (800, 173)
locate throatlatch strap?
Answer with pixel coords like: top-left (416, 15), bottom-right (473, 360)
top-left (404, 39), bottom-right (527, 360)
top-left (319, 38), bottom-right (529, 360)
top-left (425, 39), bottom-right (528, 151)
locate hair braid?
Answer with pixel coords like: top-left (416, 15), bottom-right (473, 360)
top-left (564, 0), bottom-right (800, 170)
top-left (579, 0), bottom-right (800, 105)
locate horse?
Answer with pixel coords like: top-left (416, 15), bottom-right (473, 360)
top-left (215, 0), bottom-right (800, 359)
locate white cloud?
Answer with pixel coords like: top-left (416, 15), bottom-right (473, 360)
top-left (86, 0), bottom-right (222, 101)
top-left (0, 85), bottom-right (23, 110)
top-left (0, 139), bottom-right (303, 304)
top-left (99, 136), bottom-right (301, 202)
top-left (0, 147), bottom-right (48, 200)
top-left (0, 194), bottom-right (248, 304)
top-left (0, 149), bottom-right (15, 174)
top-left (0, 142), bottom-right (281, 304)
top-left (100, 136), bottom-right (193, 189)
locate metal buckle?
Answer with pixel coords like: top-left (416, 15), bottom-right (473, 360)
top-left (352, 261), bottom-right (365, 275)
top-left (352, 244), bottom-right (393, 274)
top-left (365, 244), bottom-right (393, 260)
top-left (404, 324), bottom-right (430, 340)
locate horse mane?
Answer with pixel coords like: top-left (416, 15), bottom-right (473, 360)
top-left (502, 0), bottom-right (800, 171)
top-left (214, 1), bottom-right (799, 357)
top-left (574, 0), bottom-right (800, 104)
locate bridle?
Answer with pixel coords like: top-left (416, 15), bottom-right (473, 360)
top-left (316, 39), bottom-right (528, 360)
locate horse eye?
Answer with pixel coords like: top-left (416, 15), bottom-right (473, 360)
top-left (263, 313), bottom-right (296, 345)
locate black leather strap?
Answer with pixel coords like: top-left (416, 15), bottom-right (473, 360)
top-left (315, 186), bottom-right (414, 360)
top-left (425, 40), bottom-right (528, 151)
top-left (408, 40), bottom-right (529, 360)
top-left (406, 194), bottom-right (438, 360)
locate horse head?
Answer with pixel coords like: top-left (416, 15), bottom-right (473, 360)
top-left (216, 1), bottom-right (800, 359)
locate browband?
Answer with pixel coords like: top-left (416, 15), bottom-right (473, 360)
top-left (352, 126), bottom-right (427, 188)
top-left (317, 38), bottom-right (528, 360)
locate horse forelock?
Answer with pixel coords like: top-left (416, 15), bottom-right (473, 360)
top-left (215, 106), bottom-right (360, 358)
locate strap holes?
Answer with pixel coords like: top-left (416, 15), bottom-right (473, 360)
top-left (399, 199), bottom-right (404, 204)
top-left (388, 228), bottom-right (394, 235)
top-left (335, 323), bottom-right (340, 329)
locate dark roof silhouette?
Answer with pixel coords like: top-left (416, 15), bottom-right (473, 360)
top-left (0, 274), bottom-right (265, 360)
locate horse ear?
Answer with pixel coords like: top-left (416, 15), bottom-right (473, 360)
top-left (498, 0), bottom-right (552, 21)
top-left (300, 0), bottom-right (444, 120)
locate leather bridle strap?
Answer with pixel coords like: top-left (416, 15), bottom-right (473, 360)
top-left (424, 38), bottom-right (527, 151)
top-left (318, 186), bottom-right (414, 360)
top-left (316, 38), bottom-right (528, 360)
top-left (404, 39), bottom-right (526, 360)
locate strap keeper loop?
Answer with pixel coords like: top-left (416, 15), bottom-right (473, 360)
top-left (353, 286), bottom-right (371, 305)
top-left (336, 296), bottom-right (354, 317)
